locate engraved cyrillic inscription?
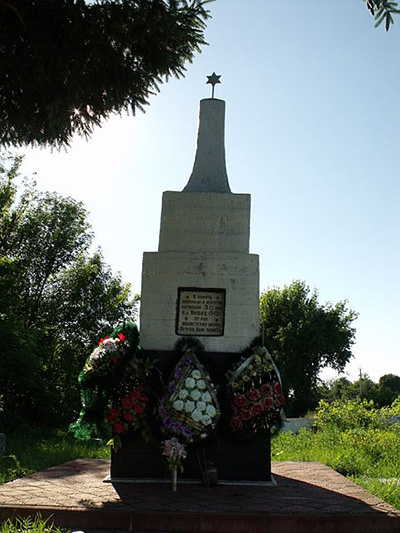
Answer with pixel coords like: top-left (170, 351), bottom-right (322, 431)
top-left (177, 288), bottom-right (225, 336)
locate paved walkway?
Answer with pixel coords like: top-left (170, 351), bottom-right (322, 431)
top-left (0, 460), bottom-right (399, 532)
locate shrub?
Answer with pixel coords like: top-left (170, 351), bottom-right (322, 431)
top-left (315, 398), bottom-right (391, 431)
top-left (272, 398), bottom-right (400, 509)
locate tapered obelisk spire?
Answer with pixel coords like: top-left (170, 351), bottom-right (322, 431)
top-left (183, 74), bottom-right (231, 193)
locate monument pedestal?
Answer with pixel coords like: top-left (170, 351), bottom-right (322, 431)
top-left (111, 428), bottom-right (271, 482)
top-left (110, 350), bottom-right (272, 483)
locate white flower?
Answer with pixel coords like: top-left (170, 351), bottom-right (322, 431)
top-left (88, 346), bottom-right (102, 363)
top-left (201, 391), bottom-right (212, 403)
top-left (191, 408), bottom-right (204, 423)
top-left (196, 401), bottom-right (206, 412)
top-left (178, 389), bottom-right (189, 400)
top-left (102, 338), bottom-right (117, 353)
top-left (202, 415), bottom-right (212, 426)
top-left (173, 399), bottom-right (184, 411)
top-left (206, 404), bottom-right (216, 417)
top-left (185, 377), bottom-right (196, 389)
top-left (197, 379), bottom-right (206, 390)
top-left (191, 369), bottom-right (202, 380)
top-left (190, 389), bottom-right (201, 401)
top-left (184, 400), bottom-right (195, 413)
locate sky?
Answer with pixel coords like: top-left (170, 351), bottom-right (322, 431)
top-left (11, 0), bottom-right (400, 384)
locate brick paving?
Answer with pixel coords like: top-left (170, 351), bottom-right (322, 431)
top-left (0, 460), bottom-right (399, 532)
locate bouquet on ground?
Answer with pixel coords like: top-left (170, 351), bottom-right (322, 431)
top-left (226, 346), bottom-right (285, 436)
top-left (162, 437), bottom-right (187, 492)
top-left (157, 349), bottom-right (220, 443)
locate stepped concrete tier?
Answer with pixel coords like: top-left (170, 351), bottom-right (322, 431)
top-left (140, 98), bottom-right (260, 353)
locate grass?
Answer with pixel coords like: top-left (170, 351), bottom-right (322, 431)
top-left (0, 515), bottom-right (68, 533)
top-left (271, 424), bottom-right (400, 510)
top-left (0, 427), bottom-right (109, 484)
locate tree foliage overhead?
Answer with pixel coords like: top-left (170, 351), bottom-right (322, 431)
top-left (0, 0), bottom-right (212, 148)
top-left (1, 0), bottom-right (397, 149)
top-left (260, 280), bottom-right (358, 417)
top-left (365, 0), bottom-right (400, 31)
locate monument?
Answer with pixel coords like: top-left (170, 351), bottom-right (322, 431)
top-left (140, 75), bottom-right (259, 355)
top-left (111, 75), bottom-right (282, 483)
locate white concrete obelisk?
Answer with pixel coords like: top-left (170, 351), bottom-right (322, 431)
top-left (140, 82), bottom-right (260, 353)
top-left (183, 98), bottom-right (231, 193)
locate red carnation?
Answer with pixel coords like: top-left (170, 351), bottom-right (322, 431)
top-left (114, 422), bottom-right (126, 434)
top-left (234, 395), bottom-right (247, 408)
top-left (230, 416), bottom-right (243, 431)
top-left (241, 408), bottom-right (252, 421)
top-left (274, 382), bottom-right (283, 395)
top-left (110, 406), bottom-right (120, 418)
top-left (261, 384), bottom-right (273, 397)
top-left (124, 411), bottom-right (134, 423)
top-left (277, 394), bottom-right (285, 406)
top-left (133, 402), bottom-right (145, 414)
top-left (130, 388), bottom-right (141, 399)
top-left (247, 388), bottom-right (260, 402)
top-left (122, 397), bottom-right (134, 410)
top-left (117, 333), bottom-right (127, 343)
top-left (263, 397), bottom-right (274, 410)
top-left (252, 403), bottom-right (264, 416)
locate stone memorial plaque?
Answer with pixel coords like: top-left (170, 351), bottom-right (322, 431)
top-left (176, 288), bottom-right (225, 336)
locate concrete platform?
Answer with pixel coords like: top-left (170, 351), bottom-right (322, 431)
top-left (0, 459), bottom-right (399, 532)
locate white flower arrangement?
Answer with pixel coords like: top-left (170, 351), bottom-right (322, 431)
top-left (172, 368), bottom-right (218, 428)
top-left (158, 350), bottom-right (220, 443)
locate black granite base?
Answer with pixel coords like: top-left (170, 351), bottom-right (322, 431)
top-left (110, 349), bottom-right (272, 482)
top-left (111, 427), bottom-right (271, 482)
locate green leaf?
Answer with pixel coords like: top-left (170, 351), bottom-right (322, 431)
top-left (375, 12), bottom-right (386, 27)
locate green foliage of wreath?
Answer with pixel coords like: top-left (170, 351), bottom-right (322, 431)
top-left (70, 322), bottom-right (141, 442)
